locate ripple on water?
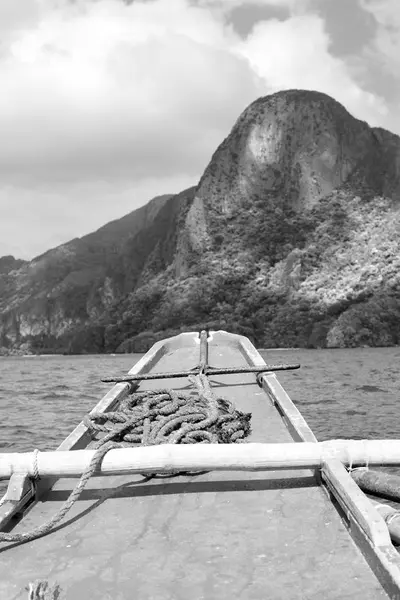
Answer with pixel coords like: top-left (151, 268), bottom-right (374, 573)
top-left (355, 385), bottom-right (388, 393)
top-left (40, 393), bottom-right (73, 401)
top-left (1, 349), bottom-right (400, 452)
top-left (0, 354), bottom-right (138, 451)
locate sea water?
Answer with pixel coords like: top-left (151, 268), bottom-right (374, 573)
top-left (1, 347), bottom-right (400, 454)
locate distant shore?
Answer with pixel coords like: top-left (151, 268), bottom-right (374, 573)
top-left (2, 346), bottom-right (393, 358)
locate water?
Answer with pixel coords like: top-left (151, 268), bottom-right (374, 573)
top-left (1, 347), bottom-right (400, 455)
top-left (261, 346), bottom-right (400, 440)
top-left (0, 354), bottom-right (138, 453)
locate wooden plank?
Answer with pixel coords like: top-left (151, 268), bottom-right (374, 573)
top-left (373, 545), bottom-right (400, 600)
top-left (322, 458), bottom-right (391, 547)
top-left (0, 475), bottom-right (34, 531)
top-left (322, 460), bottom-right (400, 598)
top-left (342, 501), bottom-right (400, 600)
top-left (260, 374), bottom-right (319, 443)
top-left (5, 440), bottom-right (400, 479)
top-left (321, 459), bottom-right (400, 598)
top-left (238, 337), bottom-right (318, 443)
top-left (101, 364), bottom-right (300, 383)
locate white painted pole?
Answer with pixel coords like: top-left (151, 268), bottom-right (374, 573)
top-left (1, 440), bottom-right (400, 479)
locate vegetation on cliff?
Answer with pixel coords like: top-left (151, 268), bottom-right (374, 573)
top-left (1, 89), bottom-right (400, 353)
top-left (100, 189), bottom-right (400, 352)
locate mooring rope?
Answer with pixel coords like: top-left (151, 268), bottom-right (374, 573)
top-left (0, 374), bottom-right (251, 544)
top-left (87, 374), bottom-right (251, 446)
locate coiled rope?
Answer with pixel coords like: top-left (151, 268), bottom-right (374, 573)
top-left (0, 374), bottom-right (251, 545)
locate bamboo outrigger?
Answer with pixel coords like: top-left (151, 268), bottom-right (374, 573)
top-left (1, 330), bottom-right (400, 599)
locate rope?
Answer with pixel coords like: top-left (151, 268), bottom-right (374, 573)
top-left (33, 449), bottom-right (40, 481)
top-left (0, 375), bottom-right (251, 544)
top-left (87, 374), bottom-right (251, 446)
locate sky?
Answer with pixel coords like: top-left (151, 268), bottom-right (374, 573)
top-left (0, 0), bottom-right (399, 260)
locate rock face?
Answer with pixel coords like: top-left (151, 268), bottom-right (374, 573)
top-left (2, 89), bottom-right (400, 353)
top-left (199, 91), bottom-right (377, 208)
top-left (0, 192), bottom-right (193, 353)
top-left (179, 90), bottom-right (399, 260)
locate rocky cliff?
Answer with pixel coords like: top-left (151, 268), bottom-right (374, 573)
top-left (2, 89), bottom-right (400, 353)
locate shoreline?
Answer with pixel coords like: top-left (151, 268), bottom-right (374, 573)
top-left (1, 345), bottom-right (398, 357)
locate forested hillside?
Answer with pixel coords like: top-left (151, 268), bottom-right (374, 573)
top-left (1, 90), bottom-right (400, 354)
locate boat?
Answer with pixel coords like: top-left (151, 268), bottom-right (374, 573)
top-left (1, 329), bottom-right (400, 599)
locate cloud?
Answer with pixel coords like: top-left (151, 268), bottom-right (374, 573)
top-left (196, 0), bottom-right (309, 9)
top-left (0, 0), bottom-right (394, 259)
top-left (360, 0), bottom-right (400, 78)
top-left (0, 0), bottom-right (259, 259)
top-left (0, 0), bottom-right (258, 184)
top-left (236, 13), bottom-right (388, 126)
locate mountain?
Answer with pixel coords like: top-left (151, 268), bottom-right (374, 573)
top-left (0, 256), bottom-right (27, 275)
top-left (1, 89), bottom-right (400, 354)
top-left (0, 192), bottom-right (187, 353)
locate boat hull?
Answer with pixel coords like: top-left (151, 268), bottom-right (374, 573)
top-left (0, 331), bottom-right (397, 599)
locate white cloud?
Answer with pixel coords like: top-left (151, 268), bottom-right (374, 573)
top-left (0, 0), bottom-right (393, 259)
top-left (236, 14), bottom-right (388, 126)
top-left (196, 0), bottom-right (309, 9)
top-left (360, 0), bottom-right (400, 77)
top-left (0, 0), bottom-right (256, 184)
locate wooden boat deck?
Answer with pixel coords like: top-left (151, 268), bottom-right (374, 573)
top-left (0, 332), bottom-right (393, 599)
